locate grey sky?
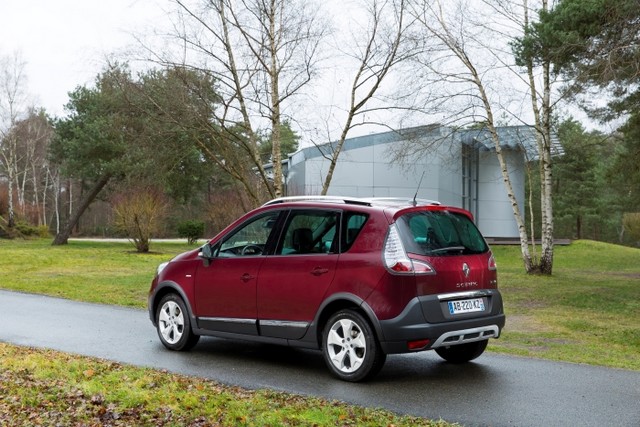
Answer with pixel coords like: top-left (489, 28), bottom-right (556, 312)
top-left (0, 0), bottom-right (605, 134)
top-left (0, 0), bottom-right (163, 116)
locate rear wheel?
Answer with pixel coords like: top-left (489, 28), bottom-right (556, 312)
top-left (322, 310), bottom-right (386, 382)
top-left (435, 340), bottom-right (488, 363)
top-left (156, 294), bottom-right (200, 351)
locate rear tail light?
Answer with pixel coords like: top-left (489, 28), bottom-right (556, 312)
top-left (488, 253), bottom-right (497, 271)
top-left (384, 224), bottom-right (412, 272)
top-left (384, 224), bottom-right (436, 275)
top-left (412, 260), bottom-right (436, 274)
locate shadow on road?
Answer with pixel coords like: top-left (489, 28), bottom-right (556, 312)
top-left (175, 336), bottom-right (495, 386)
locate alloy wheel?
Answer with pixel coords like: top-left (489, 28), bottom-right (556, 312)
top-left (158, 300), bottom-right (184, 345)
top-left (326, 318), bottom-right (367, 373)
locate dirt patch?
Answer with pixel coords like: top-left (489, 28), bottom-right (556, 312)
top-left (577, 270), bottom-right (640, 280)
top-left (611, 272), bottom-right (640, 279)
top-left (503, 314), bottom-right (551, 333)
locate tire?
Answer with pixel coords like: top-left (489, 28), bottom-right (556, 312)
top-left (156, 294), bottom-right (200, 351)
top-left (435, 339), bottom-right (488, 364)
top-left (322, 309), bottom-right (386, 382)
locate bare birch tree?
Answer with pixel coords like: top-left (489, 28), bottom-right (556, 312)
top-left (0, 52), bottom-right (29, 229)
top-left (9, 110), bottom-right (54, 226)
top-left (143, 0), bottom-right (326, 203)
top-left (317, 0), bottom-right (419, 195)
top-left (405, 0), bottom-right (561, 274)
top-left (516, 0), bottom-right (555, 274)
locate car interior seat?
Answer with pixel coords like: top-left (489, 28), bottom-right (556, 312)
top-left (292, 228), bottom-right (314, 253)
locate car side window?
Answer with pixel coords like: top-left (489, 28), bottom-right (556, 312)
top-left (342, 212), bottom-right (368, 251)
top-left (217, 211), bottom-right (280, 257)
top-left (277, 210), bottom-right (339, 255)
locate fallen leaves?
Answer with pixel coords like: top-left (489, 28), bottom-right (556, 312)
top-left (0, 343), bottom-right (455, 427)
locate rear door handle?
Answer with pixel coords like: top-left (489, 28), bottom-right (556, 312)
top-left (311, 267), bottom-right (329, 276)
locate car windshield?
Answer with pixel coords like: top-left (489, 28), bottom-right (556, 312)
top-left (397, 210), bottom-right (488, 256)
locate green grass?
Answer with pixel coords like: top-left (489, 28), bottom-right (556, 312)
top-left (0, 239), bottom-right (193, 307)
top-left (489, 240), bottom-right (640, 370)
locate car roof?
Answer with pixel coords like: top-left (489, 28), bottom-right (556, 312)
top-left (262, 196), bottom-right (474, 221)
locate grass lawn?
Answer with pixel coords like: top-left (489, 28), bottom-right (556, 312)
top-left (0, 239), bottom-right (190, 307)
top-left (489, 240), bottom-right (640, 371)
top-left (1, 237), bottom-right (639, 425)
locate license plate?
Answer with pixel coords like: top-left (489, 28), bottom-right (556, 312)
top-left (448, 298), bottom-right (485, 315)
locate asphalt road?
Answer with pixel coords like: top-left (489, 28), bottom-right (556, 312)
top-left (1, 289), bottom-right (639, 427)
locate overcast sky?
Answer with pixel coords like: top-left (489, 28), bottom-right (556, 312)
top-left (0, 0), bottom-right (607, 134)
top-left (0, 0), bottom-right (165, 116)
top-left (1, 0), bottom-right (404, 141)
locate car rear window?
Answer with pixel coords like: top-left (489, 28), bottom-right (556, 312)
top-left (397, 210), bottom-right (488, 256)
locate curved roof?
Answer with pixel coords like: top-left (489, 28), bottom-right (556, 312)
top-left (290, 124), bottom-right (562, 164)
top-left (459, 126), bottom-right (564, 160)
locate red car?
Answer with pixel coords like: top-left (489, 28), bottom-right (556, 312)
top-left (148, 196), bottom-right (505, 381)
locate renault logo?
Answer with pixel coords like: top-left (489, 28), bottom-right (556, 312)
top-left (462, 263), bottom-right (470, 278)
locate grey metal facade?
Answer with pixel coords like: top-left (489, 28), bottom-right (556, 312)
top-left (281, 125), bottom-right (543, 238)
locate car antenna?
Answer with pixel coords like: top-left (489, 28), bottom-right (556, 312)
top-left (412, 170), bottom-right (426, 206)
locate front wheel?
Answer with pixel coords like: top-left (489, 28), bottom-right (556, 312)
top-left (156, 294), bottom-right (200, 351)
top-left (435, 340), bottom-right (488, 363)
top-left (322, 310), bottom-right (386, 382)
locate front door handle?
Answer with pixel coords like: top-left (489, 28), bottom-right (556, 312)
top-left (241, 273), bottom-right (255, 283)
top-left (311, 267), bottom-right (329, 276)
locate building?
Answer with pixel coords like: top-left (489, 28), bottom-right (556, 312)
top-left (279, 125), bottom-right (559, 239)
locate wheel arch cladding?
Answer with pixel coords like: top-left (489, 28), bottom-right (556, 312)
top-left (315, 294), bottom-right (384, 348)
top-left (151, 282), bottom-right (196, 327)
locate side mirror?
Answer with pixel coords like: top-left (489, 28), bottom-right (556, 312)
top-left (199, 243), bottom-right (214, 267)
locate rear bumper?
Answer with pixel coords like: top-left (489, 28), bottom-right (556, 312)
top-left (378, 291), bottom-right (505, 354)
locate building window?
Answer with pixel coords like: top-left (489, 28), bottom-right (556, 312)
top-left (461, 144), bottom-right (478, 217)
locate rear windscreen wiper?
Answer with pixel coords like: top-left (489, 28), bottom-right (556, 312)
top-left (428, 246), bottom-right (466, 254)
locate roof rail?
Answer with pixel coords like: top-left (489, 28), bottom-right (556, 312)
top-left (364, 197), bottom-right (441, 206)
top-left (262, 196), bottom-right (372, 206)
top-left (263, 196), bottom-right (441, 207)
